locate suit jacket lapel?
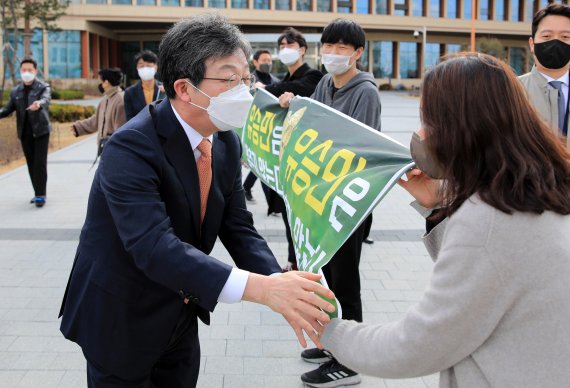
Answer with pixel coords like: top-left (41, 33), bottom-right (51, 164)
top-left (136, 82), bottom-right (146, 107)
top-left (153, 99), bottom-right (201, 237)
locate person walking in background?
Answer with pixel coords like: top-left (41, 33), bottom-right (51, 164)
top-left (519, 3), bottom-right (569, 147)
top-left (278, 19), bottom-right (381, 387)
top-left (0, 58), bottom-right (51, 208)
top-left (243, 49), bottom-right (279, 204)
top-left (124, 50), bottom-right (165, 121)
top-left (258, 27), bottom-right (323, 271)
top-left (71, 68), bottom-right (126, 158)
top-left (320, 53), bottom-right (570, 388)
top-left (59, 15), bottom-right (334, 388)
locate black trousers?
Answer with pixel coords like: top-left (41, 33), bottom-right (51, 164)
top-left (86, 306), bottom-right (200, 388)
top-left (322, 221), bottom-right (367, 323)
top-left (20, 130), bottom-right (49, 197)
top-left (243, 171), bottom-right (258, 191)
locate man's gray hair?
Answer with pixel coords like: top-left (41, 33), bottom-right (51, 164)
top-left (159, 13), bottom-right (251, 98)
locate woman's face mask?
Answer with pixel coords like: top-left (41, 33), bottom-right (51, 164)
top-left (321, 52), bottom-right (356, 75)
top-left (533, 39), bottom-right (570, 70)
top-left (138, 66), bottom-right (157, 81)
top-left (187, 81), bottom-right (254, 132)
top-left (409, 132), bottom-right (444, 179)
top-left (258, 63), bottom-right (272, 74)
top-left (279, 48), bottom-right (301, 66)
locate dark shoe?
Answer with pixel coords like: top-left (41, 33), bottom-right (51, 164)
top-left (244, 190), bottom-right (255, 202)
top-left (30, 198), bottom-right (36, 204)
top-left (301, 358), bottom-right (361, 387)
top-left (363, 237), bottom-right (374, 244)
top-left (301, 348), bottom-right (333, 364)
top-left (34, 197), bottom-right (46, 208)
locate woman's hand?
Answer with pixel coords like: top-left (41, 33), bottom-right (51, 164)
top-left (398, 168), bottom-right (443, 209)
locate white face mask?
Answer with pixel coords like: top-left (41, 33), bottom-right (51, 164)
top-left (187, 81), bottom-right (254, 132)
top-left (20, 71), bottom-right (35, 83)
top-left (321, 53), bottom-right (356, 76)
top-left (279, 48), bottom-right (301, 66)
top-left (138, 66), bottom-right (156, 81)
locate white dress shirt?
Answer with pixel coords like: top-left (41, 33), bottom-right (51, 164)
top-left (541, 69), bottom-right (569, 111)
top-left (171, 104), bottom-right (249, 304)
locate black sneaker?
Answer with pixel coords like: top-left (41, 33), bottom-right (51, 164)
top-left (34, 197), bottom-right (46, 208)
top-left (244, 190), bottom-right (255, 202)
top-left (301, 348), bottom-right (333, 364)
top-left (301, 359), bottom-right (361, 387)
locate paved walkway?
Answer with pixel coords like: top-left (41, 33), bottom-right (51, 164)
top-left (0, 92), bottom-right (438, 387)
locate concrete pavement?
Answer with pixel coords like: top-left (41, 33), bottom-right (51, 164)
top-left (0, 92), bottom-right (439, 387)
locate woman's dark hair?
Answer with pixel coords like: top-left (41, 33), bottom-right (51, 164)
top-left (532, 3), bottom-right (570, 38)
top-left (421, 52), bottom-right (570, 216)
top-left (277, 27), bottom-right (307, 50)
top-left (320, 18), bottom-right (366, 50)
top-left (253, 49), bottom-right (271, 61)
top-left (134, 50), bottom-right (158, 65)
top-left (98, 68), bottom-right (123, 86)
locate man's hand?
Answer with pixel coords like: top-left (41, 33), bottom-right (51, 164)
top-left (398, 168), bottom-right (443, 209)
top-left (69, 125), bottom-right (78, 137)
top-left (278, 92), bottom-right (295, 108)
top-left (242, 271), bottom-right (335, 348)
top-left (26, 101), bottom-right (41, 111)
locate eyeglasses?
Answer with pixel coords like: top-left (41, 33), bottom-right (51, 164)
top-left (202, 73), bottom-right (256, 90)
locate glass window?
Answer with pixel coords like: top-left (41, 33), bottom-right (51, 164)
top-left (372, 41), bottom-right (393, 78)
top-left (479, 0), bottom-right (489, 20)
top-left (137, 0), bottom-right (156, 4)
top-left (254, 0), bottom-right (270, 9)
top-left (394, 0), bottom-right (406, 15)
top-left (338, 0), bottom-right (351, 13)
top-left (359, 42), bottom-right (369, 71)
top-left (86, 0), bottom-right (106, 3)
top-left (4, 29), bottom-right (44, 79)
top-left (275, 0), bottom-right (290, 9)
top-left (121, 41), bottom-right (141, 85)
top-left (429, 0), bottom-right (439, 17)
top-left (209, 0), bottom-right (226, 7)
top-left (509, 47), bottom-right (526, 75)
top-left (525, 0), bottom-right (533, 22)
top-left (510, 0), bottom-right (520, 21)
top-left (376, 0), bottom-right (388, 14)
top-left (446, 43), bottom-right (461, 53)
top-left (48, 30), bottom-right (81, 79)
top-left (317, 0), bottom-right (330, 11)
top-left (494, 0), bottom-right (505, 20)
top-left (447, 0), bottom-right (456, 18)
top-left (425, 43), bottom-right (440, 69)
top-left (399, 42), bottom-right (418, 79)
top-left (162, 0), bottom-right (180, 5)
top-left (68, 0), bottom-right (81, 3)
top-left (463, 0), bottom-right (472, 19)
top-left (185, 0), bottom-right (203, 5)
top-left (412, 0), bottom-right (423, 16)
top-left (113, 0), bottom-right (131, 4)
top-left (296, 0), bottom-right (310, 10)
top-left (357, 0), bottom-right (369, 14)
top-left (232, 0), bottom-right (247, 7)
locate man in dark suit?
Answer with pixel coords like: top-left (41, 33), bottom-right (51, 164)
top-left (59, 14), bottom-right (334, 388)
top-left (124, 50), bottom-right (165, 121)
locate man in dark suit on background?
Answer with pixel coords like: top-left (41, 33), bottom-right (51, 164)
top-left (59, 14), bottom-right (334, 388)
top-left (124, 50), bottom-right (165, 121)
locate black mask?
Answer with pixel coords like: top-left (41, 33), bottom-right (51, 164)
top-left (409, 132), bottom-right (444, 179)
top-left (259, 63), bottom-right (272, 74)
top-left (98, 83), bottom-right (105, 94)
top-left (534, 39), bottom-right (570, 70)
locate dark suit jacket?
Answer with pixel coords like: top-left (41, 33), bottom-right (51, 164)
top-left (124, 80), bottom-right (165, 121)
top-left (59, 99), bottom-right (280, 379)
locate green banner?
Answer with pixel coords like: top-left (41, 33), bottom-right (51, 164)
top-left (240, 89), bottom-right (414, 318)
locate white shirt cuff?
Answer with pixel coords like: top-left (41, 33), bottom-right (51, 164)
top-left (217, 268), bottom-right (250, 304)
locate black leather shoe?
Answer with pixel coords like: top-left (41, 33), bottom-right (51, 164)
top-left (363, 238), bottom-right (374, 244)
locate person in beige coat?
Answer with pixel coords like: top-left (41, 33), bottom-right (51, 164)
top-left (320, 53), bottom-right (570, 388)
top-left (72, 68), bottom-right (126, 156)
top-left (519, 3), bottom-right (570, 148)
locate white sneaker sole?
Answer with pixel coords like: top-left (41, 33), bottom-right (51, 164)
top-left (303, 375), bottom-right (362, 387)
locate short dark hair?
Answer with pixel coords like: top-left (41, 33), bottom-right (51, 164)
top-left (158, 14), bottom-right (251, 99)
top-left (421, 52), bottom-right (570, 217)
top-left (134, 50), bottom-right (158, 65)
top-left (98, 68), bottom-right (123, 86)
top-left (531, 3), bottom-right (570, 38)
top-left (277, 27), bottom-right (307, 50)
top-left (253, 49), bottom-right (271, 61)
top-left (320, 19), bottom-right (366, 50)
top-left (20, 58), bottom-right (37, 69)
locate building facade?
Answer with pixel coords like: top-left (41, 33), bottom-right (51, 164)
top-left (1, 0), bottom-right (564, 87)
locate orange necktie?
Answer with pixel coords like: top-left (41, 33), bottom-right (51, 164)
top-left (196, 139), bottom-right (212, 224)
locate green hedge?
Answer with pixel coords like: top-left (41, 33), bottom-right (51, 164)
top-left (49, 104), bottom-right (95, 122)
top-left (52, 89), bottom-right (84, 100)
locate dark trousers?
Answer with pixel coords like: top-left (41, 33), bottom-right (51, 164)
top-left (282, 210), bottom-right (296, 264)
top-left (363, 214), bottom-right (373, 240)
top-left (20, 131), bottom-right (49, 197)
top-left (243, 171), bottom-right (257, 191)
top-left (322, 221), bottom-right (366, 322)
top-left (86, 306), bottom-right (200, 388)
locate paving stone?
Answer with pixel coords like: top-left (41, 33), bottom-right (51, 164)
top-left (16, 370), bottom-right (63, 387)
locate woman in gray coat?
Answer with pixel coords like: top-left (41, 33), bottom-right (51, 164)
top-left (320, 53), bottom-right (570, 388)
